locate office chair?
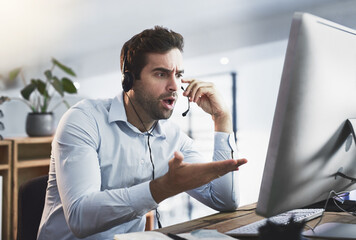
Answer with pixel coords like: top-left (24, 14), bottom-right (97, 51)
top-left (17, 175), bottom-right (48, 240)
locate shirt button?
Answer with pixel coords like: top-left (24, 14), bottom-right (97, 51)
top-left (140, 159), bottom-right (145, 165)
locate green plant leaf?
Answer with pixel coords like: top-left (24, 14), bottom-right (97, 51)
top-left (41, 100), bottom-right (49, 112)
top-left (9, 67), bottom-right (21, 81)
top-left (51, 76), bottom-right (64, 97)
top-left (33, 79), bottom-right (47, 96)
top-left (52, 58), bottom-right (76, 77)
top-left (62, 77), bottom-right (77, 94)
top-left (44, 70), bottom-right (52, 80)
top-left (20, 82), bottom-right (36, 100)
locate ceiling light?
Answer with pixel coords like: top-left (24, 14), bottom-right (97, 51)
top-left (220, 57), bottom-right (229, 65)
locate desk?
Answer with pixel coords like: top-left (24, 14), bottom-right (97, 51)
top-left (156, 203), bottom-right (356, 239)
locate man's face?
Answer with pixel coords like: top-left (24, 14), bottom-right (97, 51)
top-left (132, 48), bottom-right (184, 120)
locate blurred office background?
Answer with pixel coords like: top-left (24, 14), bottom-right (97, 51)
top-left (1, 0), bottom-right (355, 227)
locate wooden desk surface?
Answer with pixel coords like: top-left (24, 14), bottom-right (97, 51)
top-left (156, 203), bottom-right (356, 239)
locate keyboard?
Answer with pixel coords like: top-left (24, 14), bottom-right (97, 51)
top-left (225, 208), bottom-right (324, 237)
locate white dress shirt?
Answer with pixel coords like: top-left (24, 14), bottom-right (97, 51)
top-left (37, 92), bottom-right (240, 240)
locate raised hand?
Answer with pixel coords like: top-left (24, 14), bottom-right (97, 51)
top-left (150, 151), bottom-right (248, 203)
top-left (182, 79), bottom-right (232, 133)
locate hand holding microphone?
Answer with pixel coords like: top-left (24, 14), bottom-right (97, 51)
top-left (181, 79), bottom-right (232, 133)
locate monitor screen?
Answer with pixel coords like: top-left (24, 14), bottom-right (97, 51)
top-left (256, 12), bottom-right (356, 218)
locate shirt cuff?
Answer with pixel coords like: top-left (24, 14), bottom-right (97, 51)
top-left (128, 181), bottom-right (159, 216)
top-left (214, 132), bottom-right (238, 158)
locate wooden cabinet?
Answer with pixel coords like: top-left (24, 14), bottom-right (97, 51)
top-left (0, 140), bottom-right (12, 240)
top-left (9, 136), bottom-right (52, 240)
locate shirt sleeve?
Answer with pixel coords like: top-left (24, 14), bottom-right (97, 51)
top-left (53, 107), bottom-right (158, 238)
top-left (185, 132), bottom-right (240, 211)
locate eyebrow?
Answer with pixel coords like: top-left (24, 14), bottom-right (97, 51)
top-left (152, 67), bottom-right (184, 75)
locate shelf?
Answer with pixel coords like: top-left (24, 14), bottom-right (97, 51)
top-left (0, 140), bottom-right (11, 240)
top-left (0, 140), bottom-right (11, 165)
top-left (0, 165), bottom-right (9, 170)
top-left (16, 159), bottom-right (51, 168)
top-left (7, 136), bottom-right (53, 144)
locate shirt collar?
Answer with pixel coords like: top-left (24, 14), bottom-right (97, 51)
top-left (108, 92), bottom-right (127, 123)
top-left (108, 91), bottom-right (166, 139)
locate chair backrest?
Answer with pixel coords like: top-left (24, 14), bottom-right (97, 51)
top-left (17, 175), bottom-right (48, 240)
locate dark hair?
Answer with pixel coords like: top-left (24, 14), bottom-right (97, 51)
top-left (120, 26), bottom-right (184, 80)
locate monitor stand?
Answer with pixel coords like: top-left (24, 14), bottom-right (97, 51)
top-left (303, 222), bottom-right (356, 239)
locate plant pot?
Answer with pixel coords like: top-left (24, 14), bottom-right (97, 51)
top-left (26, 112), bottom-right (55, 137)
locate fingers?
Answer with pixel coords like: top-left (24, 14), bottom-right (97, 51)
top-left (235, 158), bottom-right (248, 170)
top-left (212, 159), bottom-right (238, 173)
top-left (173, 151), bottom-right (184, 165)
top-left (211, 158), bottom-right (248, 177)
top-left (168, 151), bottom-right (184, 169)
top-left (182, 79), bottom-right (214, 103)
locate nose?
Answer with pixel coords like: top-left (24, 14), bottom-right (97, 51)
top-left (167, 74), bottom-right (179, 92)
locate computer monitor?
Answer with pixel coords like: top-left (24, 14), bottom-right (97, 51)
top-left (256, 12), bottom-right (356, 219)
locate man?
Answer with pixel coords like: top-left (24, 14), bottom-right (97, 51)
top-left (37, 26), bottom-right (247, 240)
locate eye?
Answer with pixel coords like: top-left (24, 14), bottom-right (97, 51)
top-left (156, 72), bottom-right (167, 78)
top-left (176, 73), bottom-right (183, 79)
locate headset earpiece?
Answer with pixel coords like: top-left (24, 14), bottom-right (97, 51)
top-left (121, 54), bottom-right (134, 92)
top-left (122, 72), bottom-right (134, 92)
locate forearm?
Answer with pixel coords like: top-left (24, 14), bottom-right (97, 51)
top-left (65, 182), bottom-right (157, 237)
top-left (213, 111), bottom-right (233, 133)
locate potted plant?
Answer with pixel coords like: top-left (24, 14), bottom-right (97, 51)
top-left (0, 58), bottom-right (78, 137)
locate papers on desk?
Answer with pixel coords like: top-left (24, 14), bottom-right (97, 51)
top-left (114, 231), bottom-right (170, 240)
top-left (114, 229), bottom-right (235, 240)
top-left (179, 229), bottom-right (236, 239)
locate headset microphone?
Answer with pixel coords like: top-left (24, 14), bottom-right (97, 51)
top-left (182, 104), bottom-right (190, 117)
top-left (181, 86), bottom-right (190, 117)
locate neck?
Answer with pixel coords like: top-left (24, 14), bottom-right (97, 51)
top-left (124, 92), bottom-right (156, 132)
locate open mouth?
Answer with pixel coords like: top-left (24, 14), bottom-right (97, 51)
top-left (164, 99), bottom-right (174, 105)
top-left (162, 97), bottom-right (176, 109)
